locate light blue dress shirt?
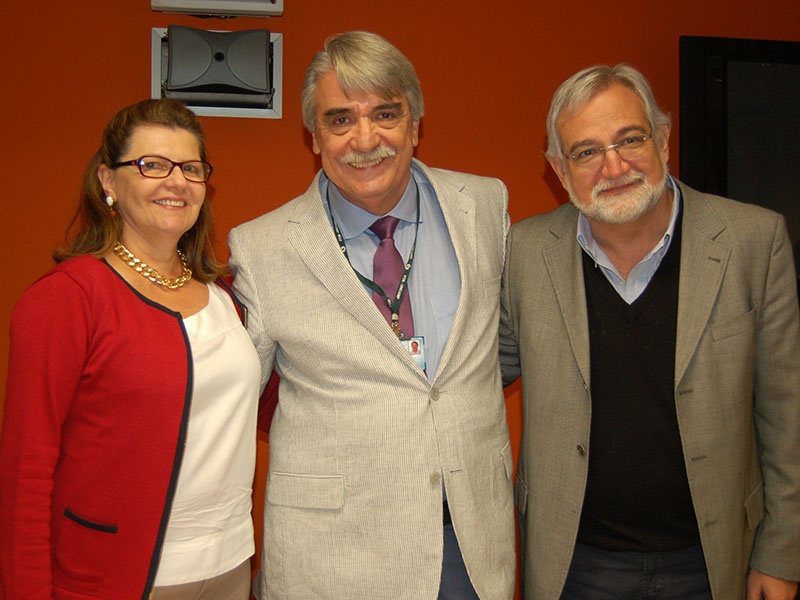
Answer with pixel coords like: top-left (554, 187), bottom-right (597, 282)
top-left (321, 164), bottom-right (461, 380)
top-left (577, 176), bottom-right (682, 304)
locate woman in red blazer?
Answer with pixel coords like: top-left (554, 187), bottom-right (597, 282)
top-left (0, 99), bottom-right (261, 599)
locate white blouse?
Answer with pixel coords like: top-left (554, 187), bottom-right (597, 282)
top-left (155, 283), bottom-right (261, 586)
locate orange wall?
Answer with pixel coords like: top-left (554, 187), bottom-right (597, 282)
top-left (1, 0), bottom-right (799, 594)
top-left (5, 2), bottom-right (800, 400)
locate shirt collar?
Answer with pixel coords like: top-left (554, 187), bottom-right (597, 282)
top-left (322, 172), bottom-right (419, 241)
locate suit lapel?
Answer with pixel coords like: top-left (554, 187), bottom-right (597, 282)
top-left (536, 184), bottom-right (728, 393)
top-left (543, 207), bottom-right (592, 386)
top-left (675, 184), bottom-right (730, 385)
top-left (285, 178), bottom-right (408, 351)
top-left (431, 170), bottom-right (477, 377)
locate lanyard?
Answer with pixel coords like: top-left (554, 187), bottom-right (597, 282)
top-left (326, 184), bottom-right (420, 337)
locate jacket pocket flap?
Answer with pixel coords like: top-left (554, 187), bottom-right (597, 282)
top-left (267, 472), bottom-right (345, 510)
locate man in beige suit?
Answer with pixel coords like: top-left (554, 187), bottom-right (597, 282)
top-left (500, 64), bottom-right (800, 599)
top-left (229, 31), bottom-right (515, 599)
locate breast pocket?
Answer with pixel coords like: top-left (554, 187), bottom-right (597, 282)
top-left (710, 306), bottom-right (756, 342)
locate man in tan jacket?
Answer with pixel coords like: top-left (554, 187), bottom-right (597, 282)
top-left (501, 64), bottom-right (800, 599)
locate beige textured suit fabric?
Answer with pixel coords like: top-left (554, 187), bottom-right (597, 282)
top-left (500, 180), bottom-right (800, 599)
top-left (229, 159), bottom-right (516, 599)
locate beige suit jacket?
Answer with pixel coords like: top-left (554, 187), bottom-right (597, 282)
top-left (230, 160), bottom-right (516, 599)
top-left (500, 180), bottom-right (800, 599)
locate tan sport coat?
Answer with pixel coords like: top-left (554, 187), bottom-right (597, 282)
top-left (500, 180), bottom-right (800, 599)
top-left (229, 159), bottom-right (516, 599)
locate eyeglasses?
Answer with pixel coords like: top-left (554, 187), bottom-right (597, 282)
top-left (111, 155), bottom-right (213, 183)
top-left (565, 133), bottom-right (653, 168)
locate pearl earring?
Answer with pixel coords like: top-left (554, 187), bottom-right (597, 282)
top-left (105, 195), bottom-right (114, 207)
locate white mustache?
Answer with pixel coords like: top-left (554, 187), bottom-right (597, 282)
top-left (339, 146), bottom-right (396, 166)
top-left (593, 171), bottom-right (646, 195)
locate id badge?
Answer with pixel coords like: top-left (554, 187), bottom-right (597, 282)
top-left (401, 336), bottom-right (426, 371)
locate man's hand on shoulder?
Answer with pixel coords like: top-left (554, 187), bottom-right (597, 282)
top-left (747, 569), bottom-right (798, 600)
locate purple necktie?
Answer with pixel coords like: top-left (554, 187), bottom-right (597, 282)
top-left (370, 216), bottom-right (414, 338)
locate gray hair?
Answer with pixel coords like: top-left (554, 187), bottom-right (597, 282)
top-left (301, 31), bottom-right (424, 132)
top-left (545, 64), bottom-right (671, 164)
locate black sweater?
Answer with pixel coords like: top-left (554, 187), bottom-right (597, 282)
top-left (577, 215), bottom-right (701, 552)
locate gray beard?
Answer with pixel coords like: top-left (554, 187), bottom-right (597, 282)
top-left (567, 168), bottom-right (668, 224)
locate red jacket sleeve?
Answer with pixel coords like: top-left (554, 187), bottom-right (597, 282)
top-left (0, 271), bottom-right (90, 599)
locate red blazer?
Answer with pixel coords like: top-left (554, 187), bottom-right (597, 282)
top-left (1, 256), bottom-right (196, 599)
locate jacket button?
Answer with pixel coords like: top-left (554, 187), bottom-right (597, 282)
top-left (430, 472), bottom-right (441, 485)
top-left (576, 444), bottom-right (586, 456)
top-left (430, 388), bottom-right (440, 402)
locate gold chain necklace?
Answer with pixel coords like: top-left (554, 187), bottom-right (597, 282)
top-left (113, 242), bottom-right (192, 290)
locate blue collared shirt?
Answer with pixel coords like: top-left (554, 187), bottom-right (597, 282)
top-left (321, 164), bottom-right (460, 380)
top-left (577, 176), bottom-right (682, 304)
